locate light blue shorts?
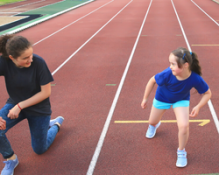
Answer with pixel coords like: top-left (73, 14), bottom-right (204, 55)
top-left (153, 98), bottom-right (190, 109)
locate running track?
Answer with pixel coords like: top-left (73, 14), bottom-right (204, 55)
top-left (0, 0), bottom-right (219, 174)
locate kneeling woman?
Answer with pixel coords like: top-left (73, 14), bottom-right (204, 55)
top-left (0, 34), bottom-right (64, 175)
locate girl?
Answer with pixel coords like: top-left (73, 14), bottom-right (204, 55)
top-left (141, 47), bottom-right (211, 167)
top-left (0, 34), bottom-right (64, 175)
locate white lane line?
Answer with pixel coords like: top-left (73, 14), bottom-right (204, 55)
top-left (1, 0), bottom-right (46, 11)
top-left (171, 0), bottom-right (219, 134)
top-left (7, 0), bottom-right (94, 34)
top-left (191, 0), bottom-right (219, 27)
top-left (33, 0), bottom-right (114, 46)
top-left (86, 0), bottom-right (153, 174)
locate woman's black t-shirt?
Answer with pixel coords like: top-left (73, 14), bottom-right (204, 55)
top-left (0, 54), bottom-right (54, 116)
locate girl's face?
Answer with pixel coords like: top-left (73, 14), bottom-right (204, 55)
top-left (169, 53), bottom-right (183, 76)
top-left (9, 47), bottom-right (33, 68)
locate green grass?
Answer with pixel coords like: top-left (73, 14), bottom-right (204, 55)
top-left (0, 0), bottom-right (24, 6)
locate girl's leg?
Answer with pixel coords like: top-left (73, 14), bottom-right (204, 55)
top-left (27, 115), bottom-right (59, 154)
top-left (0, 104), bottom-right (25, 159)
top-left (173, 106), bottom-right (189, 150)
top-left (148, 106), bottom-right (166, 126)
top-left (146, 106), bottom-right (166, 138)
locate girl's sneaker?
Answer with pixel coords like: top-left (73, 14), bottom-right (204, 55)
top-left (146, 121), bottom-right (161, 138)
top-left (176, 149), bottom-right (187, 167)
top-left (1, 155), bottom-right (19, 175)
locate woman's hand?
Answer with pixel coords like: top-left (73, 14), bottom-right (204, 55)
top-left (141, 99), bottom-right (148, 109)
top-left (7, 105), bottom-right (21, 119)
top-left (0, 117), bottom-right (6, 130)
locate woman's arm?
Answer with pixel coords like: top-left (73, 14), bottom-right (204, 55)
top-left (141, 76), bottom-right (156, 109)
top-left (8, 83), bottom-right (51, 119)
top-left (190, 89), bottom-right (212, 117)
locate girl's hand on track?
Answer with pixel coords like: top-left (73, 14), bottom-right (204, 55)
top-left (7, 105), bottom-right (21, 119)
top-left (189, 106), bottom-right (200, 118)
top-left (141, 99), bottom-right (148, 109)
top-left (0, 117), bottom-right (6, 130)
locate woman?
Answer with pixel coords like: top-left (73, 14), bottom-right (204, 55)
top-left (0, 34), bottom-right (64, 175)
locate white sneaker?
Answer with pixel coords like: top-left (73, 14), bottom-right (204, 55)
top-left (146, 121), bottom-right (161, 138)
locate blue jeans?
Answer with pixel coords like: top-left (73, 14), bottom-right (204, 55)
top-left (0, 103), bottom-right (59, 159)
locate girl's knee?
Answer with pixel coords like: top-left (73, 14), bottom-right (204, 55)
top-left (178, 124), bottom-right (189, 134)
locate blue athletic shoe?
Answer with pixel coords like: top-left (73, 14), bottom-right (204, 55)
top-left (146, 121), bottom-right (161, 138)
top-left (176, 149), bottom-right (187, 167)
top-left (49, 116), bottom-right (64, 130)
top-left (1, 155), bottom-right (19, 175)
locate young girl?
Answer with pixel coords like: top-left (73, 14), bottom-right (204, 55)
top-left (0, 34), bottom-right (64, 175)
top-left (141, 47), bottom-right (211, 167)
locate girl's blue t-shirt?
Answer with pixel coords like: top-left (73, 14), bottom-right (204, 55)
top-left (155, 67), bottom-right (209, 103)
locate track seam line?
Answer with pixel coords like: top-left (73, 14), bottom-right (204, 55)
top-left (191, 0), bottom-right (219, 27)
top-left (86, 0), bottom-right (153, 174)
top-left (171, 0), bottom-right (219, 134)
top-left (33, 0), bottom-right (114, 46)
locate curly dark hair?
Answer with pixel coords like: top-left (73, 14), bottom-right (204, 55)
top-left (0, 34), bottom-right (32, 59)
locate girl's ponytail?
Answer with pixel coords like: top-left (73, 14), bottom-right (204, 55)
top-left (0, 34), bottom-right (14, 58)
top-left (190, 51), bottom-right (202, 76)
top-left (172, 47), bottom-right (202, 76)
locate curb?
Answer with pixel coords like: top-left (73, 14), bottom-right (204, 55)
top-left (212, 0), bottom-right (219, 4)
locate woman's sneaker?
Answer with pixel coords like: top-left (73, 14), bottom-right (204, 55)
top-left (176, 149), bottom-right (187, 167)
top-left (49, 116), bottom-right (64, 131)
top-left (146, 121), bottom-right (161, 138)
top-left (1, 155), bottom-right (19, 175)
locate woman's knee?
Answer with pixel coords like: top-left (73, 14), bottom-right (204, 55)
top-left (32, 146), bottom-right (47, 155)
top-left (32, 142), bottom-right (47, 155)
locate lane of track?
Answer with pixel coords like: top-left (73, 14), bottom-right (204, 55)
top-left (173, 0), bottom-right (219, 138)
top-left (44, 0), bottom-right (150, 174)
top-left (93, 0), bottom-right (219, 174)
top-left (172, 0), bottom-right (219, 133)
top-left (0, 0), bottom-right (149, 174)
top-left (87, 0), bottom-right (153, 173)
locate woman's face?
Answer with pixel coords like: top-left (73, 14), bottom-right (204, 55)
top-left (10, 47), bottom-right (33, 68)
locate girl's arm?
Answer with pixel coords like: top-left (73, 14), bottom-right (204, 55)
top-left (8, 83), bottom-right (51, 119)
top-left (190, 89), bottom-right (212, 117)
top-left (141, 76), bottom-right (156, 109)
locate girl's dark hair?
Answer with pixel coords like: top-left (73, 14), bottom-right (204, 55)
top-left (171, 47), bottom-right (202, 76)
top-left (0, 34), bottom-right (31, 59)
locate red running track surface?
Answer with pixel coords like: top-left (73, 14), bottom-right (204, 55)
top-left (0, 0), bottom-right (219, 174)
